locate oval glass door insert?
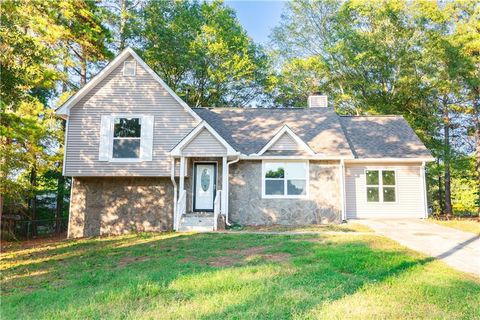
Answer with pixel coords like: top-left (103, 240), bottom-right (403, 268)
top-left (201, 169), bottom-right (210, 191)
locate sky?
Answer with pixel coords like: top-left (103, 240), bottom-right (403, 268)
top-left (225, 1), bottom-right (287, 44)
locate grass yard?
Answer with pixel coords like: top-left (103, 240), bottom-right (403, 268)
top-left (1, 232), bottom-right (479, 319)
top-left (428, 218), bottom-right (480, 235)
top-left (239, 222), bottom-right (373, 233)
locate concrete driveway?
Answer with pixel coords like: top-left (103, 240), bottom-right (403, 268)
top-left (355, 219), bottom-right (480, 277)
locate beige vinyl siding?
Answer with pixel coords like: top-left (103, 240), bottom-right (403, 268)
top-left (345, 163), bottom-right (425, 218)
top-left (269, 133), bottom-right (302, 151)
top-left (181, 128), bottom-right (227, 156)
top-left (65, 55), bottom-right (199, 176)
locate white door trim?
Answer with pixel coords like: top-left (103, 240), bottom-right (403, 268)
top-left (192, 161), bottom-right (217, 212)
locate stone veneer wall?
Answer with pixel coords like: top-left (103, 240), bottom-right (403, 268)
top-left (229, 160), bottom-right (341, 225)
top-left (68, 177), bottom-right (174, 238)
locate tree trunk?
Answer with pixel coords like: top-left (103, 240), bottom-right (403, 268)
top-left (80, 45), bottom-right (87, 86)
top-left (55, 62), bottom-right (68, 233)
top-left (437, 159), bottom-right (444, 214)
top-left (119, 0), bottom-right (126, 50)
top-left (443, 98), bottom-right (453, 215)
top-left (55, 120), bottom-right (66, 233)
top-left (29, 165), bottom-right (37, 237)
top-left (474, 89), bottom-right (480, 215)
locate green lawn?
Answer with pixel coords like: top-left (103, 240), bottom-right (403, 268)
top-left (239, 222), bottom-right (373, 233)
top-left (1, 232), bottom-right (479, 319)
top-left (428, 218), bottom-right (480, 235)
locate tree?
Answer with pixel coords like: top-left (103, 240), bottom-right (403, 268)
top-left (133, 0), bottom-right (270, 107)
top-left (101, 0), bottom-right (140, 52)
top-left (1, 0), bottom-right (112, 232)
top-left (1, 0), bottom-right (61, 220)
top-left (270, 0), bottom-right (478, 216)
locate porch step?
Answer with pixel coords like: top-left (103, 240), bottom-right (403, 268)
top-left (184, 212), bottom-right (213, 218)
top-left (178, 215), bottom-right (214, 232)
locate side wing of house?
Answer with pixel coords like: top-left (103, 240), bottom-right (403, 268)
top-left (345, 162), bottom-right (426, 218)
top-left (60, 49), bottom-right (200, 176)
top-left (340, 116), bottom-right (433, 219)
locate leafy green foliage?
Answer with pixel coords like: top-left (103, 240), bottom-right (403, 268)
top-left (270, 0), bottom-right (480, 215)
top-left (133, 0), bottom-right (271, 107)
top-left (0, 0), bottom-right (111, 218)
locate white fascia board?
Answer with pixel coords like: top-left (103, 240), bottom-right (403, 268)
top-left (55, 47), bottom-right (201, 123)
top-left (170, 121), bottom-right (237, 156)
top-left (344, 157), bottom-right (435, 163)
top-left (241, 155), bottom-right (353, 160)
top-left (257, 125), bottom-right (315, 156)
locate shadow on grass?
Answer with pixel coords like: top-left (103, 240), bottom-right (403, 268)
top-left (1, 233), bottom-right (478, 319)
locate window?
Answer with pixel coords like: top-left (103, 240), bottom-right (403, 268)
top-left (112, 117), bottom-right (142, 158)
top-left (263, 161), bottom-right (308, 198)
top-left (366, 170), bottom-right (396, 203)
top-left (123, 61), bottom-right (136, 76)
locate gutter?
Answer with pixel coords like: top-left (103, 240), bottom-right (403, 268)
top-left (225, 154), bottom-right (240, 226)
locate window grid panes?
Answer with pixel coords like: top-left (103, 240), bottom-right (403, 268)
top-left (112, 117), bottom-right (142, 159)
top-left (366, 170), bottom-right (396, 203)
top-left (264, 162), bottom-right (307, 197)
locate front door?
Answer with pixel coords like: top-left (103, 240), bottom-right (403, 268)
top-left (193, 163), bottom-right (216, 212)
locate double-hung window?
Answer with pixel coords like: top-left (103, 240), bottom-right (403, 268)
top-left (366, 169), bottom-right (396, 203)
top-left (112, 117), bottom-right (142, 159)
top-left (98, 114), bottom-right (154, 162)
top-left (263, 161), bottom-right (308, 198)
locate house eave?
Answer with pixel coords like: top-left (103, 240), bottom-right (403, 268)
top-left (241, 154), bottom-right (355, 160)
top-left (345, 157), bottom-right (435, 163)
top-left (169, 120), bottom-right (238, 156)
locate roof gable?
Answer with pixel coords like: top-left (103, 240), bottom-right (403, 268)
top-left (55, 47), bottom-right (201, 122)
top-left (170, 121), bottom-right (237, 156)
top-left (257, 125), bottom-right (314, 156)
top-left (182, 128), bottom-right (227, 156)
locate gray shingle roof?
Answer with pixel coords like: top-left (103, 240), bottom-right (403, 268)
top-left (193, 108), bottom-right (432, 159)
top-left (339, 116), bottom-right (432, 158)
top-left (193, 108), bottom-right (353, 157)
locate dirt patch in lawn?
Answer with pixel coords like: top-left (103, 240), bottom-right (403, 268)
top-left (292, 237), bottom-right (327, 244)
top-left (1, 233), bottom-right (68, 252)
top-left (117, 256), bottom-right (150, 268)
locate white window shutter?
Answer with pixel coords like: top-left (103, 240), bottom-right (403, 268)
top-left (140, 115), bottom-right (154, 161)
top-left (98, 115), bottom-right (112, 161)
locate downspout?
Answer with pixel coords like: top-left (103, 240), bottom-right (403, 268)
top-left (340, 159), bottom-right (347, 222)
top-left (225, 154), bottom-right (240, 226)
top-left (170, 157), bottom-right (178, 230)
top-left (421, 161), bottom-right (428, 219)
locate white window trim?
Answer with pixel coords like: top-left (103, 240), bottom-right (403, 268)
top-left (123, 60), bottom-right (136, 76)
top-left (109, 114), bottom-right (144, 162)
top-left (364, 168), bottom-right (397, 203)
top-left (261, 160), bottom-right (309, 199)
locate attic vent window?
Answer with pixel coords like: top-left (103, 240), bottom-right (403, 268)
top-left (123, 61), bottom-right (136, 76)
top-left (308, 95), bottom-right (328, 108)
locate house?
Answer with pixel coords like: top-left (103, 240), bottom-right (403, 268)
top-left (56, 48), bottom-right (434, 238)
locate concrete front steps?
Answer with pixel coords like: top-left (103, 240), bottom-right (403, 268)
top-left (178, 214), bottom-right (215, 232)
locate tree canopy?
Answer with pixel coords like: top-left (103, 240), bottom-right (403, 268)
top-left (270, 0), bottom-right (479, 215)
